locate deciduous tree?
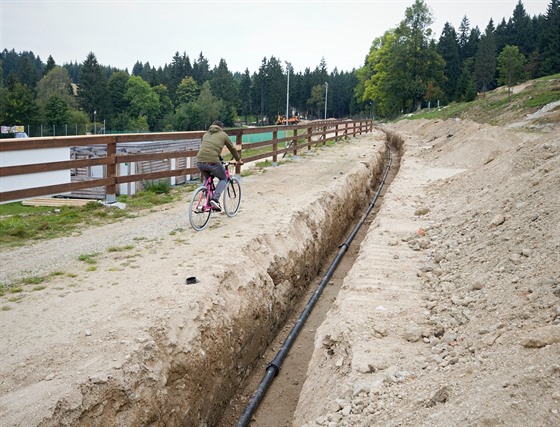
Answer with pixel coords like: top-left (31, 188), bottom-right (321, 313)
top-left (497, 45), bottom-right (526, 99)
top-left (125, 75), bottom-right (161, 131)
top-left (0, 82), bottom-right (39, 125)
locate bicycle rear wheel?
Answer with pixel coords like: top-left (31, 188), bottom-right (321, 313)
top-left (189, 186), bottom-right (212, 231)
top-left (223, 177), bottom-right (242, 217)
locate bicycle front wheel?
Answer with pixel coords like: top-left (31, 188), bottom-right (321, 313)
top-left (223, 177), bottom-right (242, 217)
top-left (189, 186), bottom-right (212, 231)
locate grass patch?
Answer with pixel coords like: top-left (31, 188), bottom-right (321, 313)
top-left (143, 180), bottom-right (171, 194)
top-left (406, 74), bottom-right (560, 124)
top-left (523, 90), bottom-right (560, 108)
top-left (169, 228), bottom-right (184, 236)
top-left (107, 244), bottom-right (134, 252)
top-left (1, 305), bottom-right (12, 311)
top-left (78, 253), bottom-right (99, 264)
top-left (0, 184), bottom-right (185, 248)
top-left (21, 276), bottom-right (46, 285)
top-left (256, 159), bottom-right (274, 168)
top-left (0, 271), bottom-right (68, 296)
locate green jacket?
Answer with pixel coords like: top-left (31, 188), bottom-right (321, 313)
top-left (195, 125), bottom-right (240, 163)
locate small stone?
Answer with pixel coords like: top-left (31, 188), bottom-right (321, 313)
top-left (521, 325), bottom-right (560, 348)
top-left (489, 214), bottom-right (506, 227)
top-left (471, 281), bottom-right (485, 291)
top-left (403, 322), bottom-right (422, 342)
top-left (415, 207), bottom-right (430, 216)
top-left (426, 386), bottom-right (450, 407)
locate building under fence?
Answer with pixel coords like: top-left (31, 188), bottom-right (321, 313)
top-left (70, 138), bottom-right (200, 199)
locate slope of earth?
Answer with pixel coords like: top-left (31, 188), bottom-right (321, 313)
top-left (294, 108), bottom-right (560, 426)
top-left (0, 132), bottom-right (389, 426)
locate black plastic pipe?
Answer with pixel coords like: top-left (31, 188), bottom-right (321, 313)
top-left (236, 144), bottom-right (393, 427)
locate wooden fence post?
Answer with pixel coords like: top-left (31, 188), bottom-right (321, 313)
top-left (105, 136), bottom-right (117, 203)
top-left (235, 129), bottom-right (243, 174)
top-left (272, 130), bottom-right (278, 165)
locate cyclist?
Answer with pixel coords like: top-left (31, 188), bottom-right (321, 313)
top-left (195, 120), bottom-right (242, 212)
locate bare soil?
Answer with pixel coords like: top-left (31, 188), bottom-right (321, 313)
top-left (293, 104), bottom-right (560, 425)
top-left (1, 80), bottom-right (559, 427)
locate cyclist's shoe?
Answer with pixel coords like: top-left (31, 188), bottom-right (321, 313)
top-left (210, 198), bottom-right (222, 212)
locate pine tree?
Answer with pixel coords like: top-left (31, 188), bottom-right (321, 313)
top-left (541, 0), bottom-right (560, 74)
top-left (44, 95), bottom-right (70, 126)
top-left (77, 52), bottom-right (109, 121)
top-left (44, 55), bottom-right (56, 76)
top-left (510, 0), bottom-right (533, 57)
top-left (239, 69), bottom-right (252, 124)
top-left (475, 21), bottom-right (497, 94)
top-left (192, 53), bottom-right (210, 87)
top-left (209, 58), bottom-right (239, 123)
top-left (437, 22), bottom-right (461, 101)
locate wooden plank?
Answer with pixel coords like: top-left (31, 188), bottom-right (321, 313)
top-left (21, 198), bottom-right (93, 207)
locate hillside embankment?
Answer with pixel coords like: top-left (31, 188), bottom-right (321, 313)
top-left (294, 112), bottom-right (559, 426)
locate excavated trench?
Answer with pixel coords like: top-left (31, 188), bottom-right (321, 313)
top-left (40, 130), bottom-right (404, 427)
top-left (220, 129), bottom-right (403, 426)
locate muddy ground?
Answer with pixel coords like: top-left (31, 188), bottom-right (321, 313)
top-left (1, 83), bottom-right (559, 426)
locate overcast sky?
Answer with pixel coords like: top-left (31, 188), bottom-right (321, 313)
top-left (1, 0), bottom-right (551, 75)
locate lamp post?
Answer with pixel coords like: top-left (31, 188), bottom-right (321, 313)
top-left (324, 82), bottom-right (328, 120)
top-left (285, 61), bottom-right (291, 126)
top-left (94, 110), bottom-right (97, 135)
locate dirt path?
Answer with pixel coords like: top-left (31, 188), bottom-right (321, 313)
top-left (0, 131), bottom-right (388, 426)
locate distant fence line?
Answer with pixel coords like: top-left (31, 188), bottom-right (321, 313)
top-left (1, 123), bottom-right (102, 138)
top-left (0, 119), bottom-right (372, 204)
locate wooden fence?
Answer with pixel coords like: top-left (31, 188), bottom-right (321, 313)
top-left (0, 119), bottom-right (372, 203)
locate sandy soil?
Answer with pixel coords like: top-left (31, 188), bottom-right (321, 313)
top-left (1, 83), bottom-right (559, 427)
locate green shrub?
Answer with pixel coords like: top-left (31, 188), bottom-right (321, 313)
top-left (143, 180), bottom-right (171, 194)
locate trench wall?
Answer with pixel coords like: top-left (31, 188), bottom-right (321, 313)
top-left (38, 136), bottom-right (389, 427)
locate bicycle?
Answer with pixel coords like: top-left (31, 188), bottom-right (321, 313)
top-left (188, 162), bottom-right (242, 231)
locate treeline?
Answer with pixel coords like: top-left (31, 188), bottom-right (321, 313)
top-left (0, 0), bottom-right (558, 132)
top-left (356, 0), bottom-right (560, 117)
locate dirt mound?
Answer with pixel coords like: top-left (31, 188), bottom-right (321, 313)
top-left (294, 117), bottom-right (559, 426)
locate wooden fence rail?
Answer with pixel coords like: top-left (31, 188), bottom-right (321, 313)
top-left (0, 119), bottom-right (372, 203)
